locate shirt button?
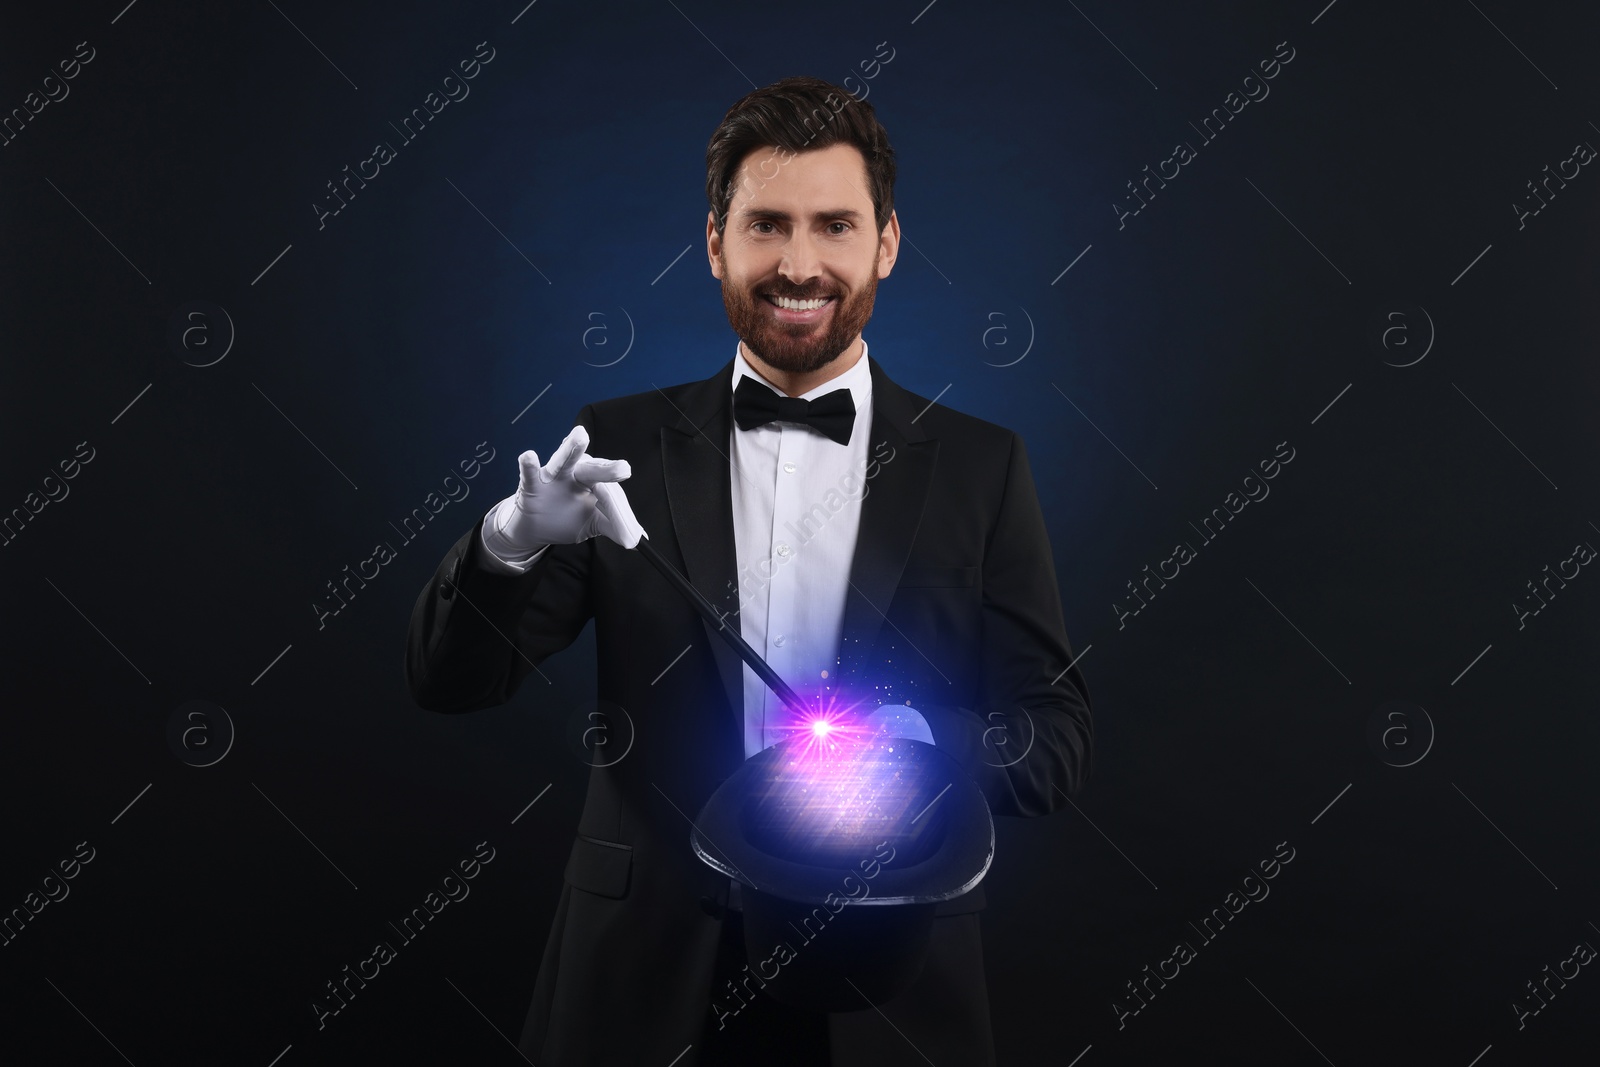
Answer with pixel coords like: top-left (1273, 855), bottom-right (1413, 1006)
top-left (783, 462), bottom-right (797, 474)
top-left (775, 543), bottom-right (791, 558)
top-left (774, 634), bottom-right (787, 647)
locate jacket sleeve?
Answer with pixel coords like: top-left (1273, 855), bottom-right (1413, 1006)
top-left (404, 406), bottom-right (598, 713)
top-left (918, 431), bottom-right (1093, 817)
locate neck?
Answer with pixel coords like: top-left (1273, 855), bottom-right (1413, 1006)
top-left (741, 337), bottom-right (864, 397)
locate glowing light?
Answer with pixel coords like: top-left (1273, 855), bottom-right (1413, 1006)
top-left (744, 731), bottom-right (949, 867)
top-left (734, 684), bottom-right (956, 867)
top-left (775, 694), bottom-right (881, 762)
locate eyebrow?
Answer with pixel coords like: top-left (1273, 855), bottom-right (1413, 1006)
top-left (734, 207), bottom-right (866, 223)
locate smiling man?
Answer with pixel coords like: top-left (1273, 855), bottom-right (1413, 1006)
top-left (711, 136), bottom-right (889, 393)
top-left (406, 75), bottom-right (1093, 1066)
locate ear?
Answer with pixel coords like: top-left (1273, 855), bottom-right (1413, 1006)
top-left (876, 209), bottom-right (900, 278)
top-left (707, 212), bottom-right (723, 279)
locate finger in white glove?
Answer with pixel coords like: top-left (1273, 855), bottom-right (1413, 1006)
top-left (535, 424), bottom-right (589, 486)
top-left (483, 425), bottom-right (645, 555)
top-left (589, 478), bottom-right (647, 549)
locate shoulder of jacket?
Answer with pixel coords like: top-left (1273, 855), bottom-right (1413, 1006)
top-left (584, 377), bottom-right (703, 423)
top-left (893, 392), bottom-right (1017, 455)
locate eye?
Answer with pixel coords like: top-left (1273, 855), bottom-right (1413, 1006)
top-left (827, 222), bottom-right (851, 235)
top-left (752, 221), bottom-right (778, 234)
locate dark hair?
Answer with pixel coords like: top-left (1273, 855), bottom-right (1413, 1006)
top-left (705, 75), bottom-right (896, 238)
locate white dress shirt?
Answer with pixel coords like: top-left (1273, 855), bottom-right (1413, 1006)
top-left (478, 340), bottom-right (875, 759)
top-left (729, 342), bottom-right (873, 757)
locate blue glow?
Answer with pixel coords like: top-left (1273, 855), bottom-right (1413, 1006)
top-left (743, 698), bottom-right (949, 867)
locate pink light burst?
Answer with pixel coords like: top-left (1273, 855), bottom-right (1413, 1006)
top-left (776, 693), bottom-right (879, 760)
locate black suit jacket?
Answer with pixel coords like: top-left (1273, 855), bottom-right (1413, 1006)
top-left (405, 354), bottom-right (1093, 1065)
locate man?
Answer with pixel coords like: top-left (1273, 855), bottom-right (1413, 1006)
top-left (406, 75), bottom-right (1092, 1066)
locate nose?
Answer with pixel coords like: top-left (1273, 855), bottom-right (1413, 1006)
top-left (778, 231), bottom-right (823, 288)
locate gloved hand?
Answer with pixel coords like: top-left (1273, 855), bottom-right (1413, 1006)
top-left (860, 703), bottom-right (935, 747)
top-left (482, 425), bottom-right (646, 557)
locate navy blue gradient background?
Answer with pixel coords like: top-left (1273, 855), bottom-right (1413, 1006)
top-left (2, 1), bottom-right (1597, 1063)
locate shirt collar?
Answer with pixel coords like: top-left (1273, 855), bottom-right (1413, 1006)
top-left (730, 339), bottom-right (873, 414)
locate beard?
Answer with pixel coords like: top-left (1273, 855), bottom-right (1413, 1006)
top-left (720, 249), bottom-right (879, 376)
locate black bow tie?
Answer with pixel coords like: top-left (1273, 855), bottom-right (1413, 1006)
top-left (732, 375), bottom-right (856, 446)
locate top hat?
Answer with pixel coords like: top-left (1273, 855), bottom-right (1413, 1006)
top-left (691, 733), bottom-right (993, 1012)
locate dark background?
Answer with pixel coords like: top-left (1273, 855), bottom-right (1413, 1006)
top-left (2, 1), bottom-right (1596, 1063)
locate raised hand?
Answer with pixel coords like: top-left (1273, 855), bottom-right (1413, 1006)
top-left (482, 424), bottom-right (646, 557)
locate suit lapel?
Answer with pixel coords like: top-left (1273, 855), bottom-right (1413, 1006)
top-left (838, 356), bottom-right (940, 682)
top-left (658, 353), bottom-right (940, 735)
top-left (660, 359), bottom-right (746, 734)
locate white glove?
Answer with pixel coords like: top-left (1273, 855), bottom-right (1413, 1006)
top-left (861, 703), bottom-right (936, 746)
top-left (482, 425), bottom-right (647, 557)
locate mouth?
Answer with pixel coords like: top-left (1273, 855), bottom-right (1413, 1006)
top-left (762, 293), bottom-right (835, 324)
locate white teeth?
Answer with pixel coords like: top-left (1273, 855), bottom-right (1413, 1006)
top-left (772, 296), bottom-right (828, 310)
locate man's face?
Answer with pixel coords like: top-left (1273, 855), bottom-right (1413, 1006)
top-left (708, 142), bottom-right (899, 376)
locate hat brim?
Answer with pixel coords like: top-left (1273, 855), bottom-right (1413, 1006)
top-left (690, 736), bottom-right (993, 907)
